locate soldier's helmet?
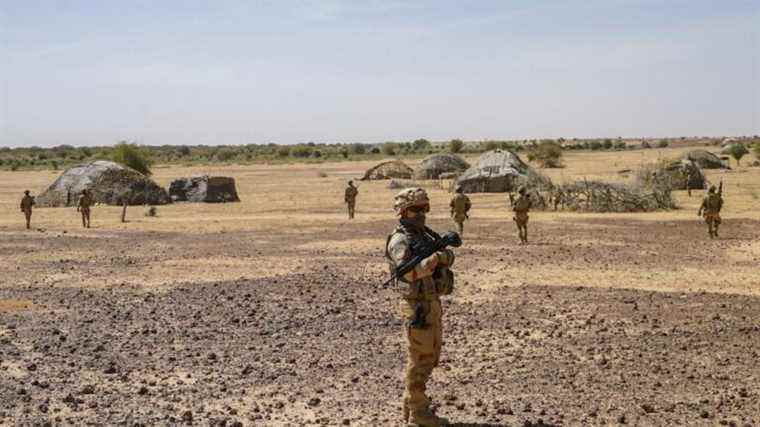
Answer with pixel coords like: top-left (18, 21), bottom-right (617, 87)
top-left (24, 190), bottom-right (30, 195)
top-left (455, 185), bottom-right (463, 193)
top-left (708, 185), bottom-right (716, 193)
top-left (394, 187), bottom-right (430, 215)
top-left (348, 180), bottom-right (353, 186)
top-left (518, 186), bottom-right (527, 195)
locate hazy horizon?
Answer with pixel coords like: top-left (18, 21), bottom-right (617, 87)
top-left (1, 0), bottom-right (759, 148)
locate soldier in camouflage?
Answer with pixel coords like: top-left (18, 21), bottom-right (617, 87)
top-left (449, 185), bottom-right (471, 236)
top-left (344, 180), bottom-right (358, 219)
top-left (385, 188), bottom-right (456, 426)
top-left (20, 190), bottom-right (35, 230)
top-left (698, 185), bottom-right (723, 238)
top-left (512, 186), bottom-right (532, 244)
top-left (77, 189), bottom-right (93, 228)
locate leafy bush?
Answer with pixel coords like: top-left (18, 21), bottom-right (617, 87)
top-left (658, 140), bottom-right (669, 148)
top-left (370, 147), bottom-right (381, 154)
top-left (589, 141), bottom-right (603, 150)
top-left (449, 139), bottom-right (464, 153)
top-left (350, 144), bottom-right (366, 155)
top-left (527, 140), bottom-right (563, 168)
top-left (602, 139), bottom-right (613, 149)
top-left (382, 143), bottom-right (398, 156)
top-left (291, 145), bottom-right (313, 158)
top-left (112, 142), bottom-right (152, 175)
top-left (277, 146), bottom-right (291, 157)
top-left (413, 139), bottom-right (431, 152)
top-left (727, 144), bottom-right (749, 166)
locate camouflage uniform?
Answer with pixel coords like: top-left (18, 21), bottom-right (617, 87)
top-left (512, 187), bottom-right (532, 244)
top-left (449, 187), bottom-right (471, 236)
top-left (20, 191), bottom-right (35, 230)
top-left (345, 181), bottom-right (358, 219)
top-left (699, 186), bottom-right (723, 238)
top-left (77, 190), bottom-right (93, 228)
top-left (385, 188), bottom-right (455, 426)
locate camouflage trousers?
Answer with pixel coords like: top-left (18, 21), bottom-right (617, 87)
top-left (401, 297), bottom-right (443, 415)
top-left (23, 209), bottom-right (32, 229)
top-left (513, 211), bottom-right (529, 227)
top-left (703, 212), bottom-right (721, 226)
top-left (80, 208), bottom-right (91, 227)
top-left (347, 202), bottom-right (356, 219)
top-left (452, 215), bottom-right (465, 235)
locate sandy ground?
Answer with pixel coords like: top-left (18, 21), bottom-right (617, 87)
top-left (1, 147), bottom-right (760, 426)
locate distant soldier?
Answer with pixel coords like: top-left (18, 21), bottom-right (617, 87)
top-left (77, 189), bottom-right (94, 228)
top-left (698, 184), bottom-right (723, 238)
top-left (449, 185), bottom-right (471, 235)
top-left (512, 186), bottom-right (532, 244)
top-left (20, 190), bottom-right (35, 229)
top-left (344, 180), bottom-right (358, 219)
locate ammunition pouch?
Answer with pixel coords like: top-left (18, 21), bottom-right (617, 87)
top-left (433, 267), bottom-right (455, 295)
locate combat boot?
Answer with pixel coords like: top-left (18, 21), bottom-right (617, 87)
top-left (408, 407), bottom-right (449, 426)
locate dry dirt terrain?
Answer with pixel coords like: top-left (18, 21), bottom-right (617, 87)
top-left (1, 147), bottom-right (760, 426)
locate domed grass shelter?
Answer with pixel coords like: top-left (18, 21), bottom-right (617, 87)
top-left (361, 160), bottom-right (414, 180)
top-left (36, 160), bottom-right (171, 207)
top-left (682, 150), bottom-right (728, 169)
top-left (413, 154), bottom-right (469, 180)
top-left (455, 150), bottom-right (544, 193)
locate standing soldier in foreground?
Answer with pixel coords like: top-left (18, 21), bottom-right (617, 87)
top-left (698, 184), bottom-right (723, 238)
top-left (344, 180), bottom-right (358, 219)
top-left (512, 186), bottom-right (532, 244)
top-left (385, 188), bottom-right (457, 426)
top-left (20, 190), bottom-right (35, 230)
top-left (77, 189), bottom-right (93, 228)
top-left (449, 185), bottom-right (471, 236)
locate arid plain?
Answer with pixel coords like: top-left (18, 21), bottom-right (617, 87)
top-left (2, 146), bottom-right (760, 426)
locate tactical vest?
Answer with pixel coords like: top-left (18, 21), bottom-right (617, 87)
top-left (704, 193), bottom-right (722, 213)
top-left (514, 195), bottom-right (531, 212)
top-left (384, 223), bottom-right (439, 301)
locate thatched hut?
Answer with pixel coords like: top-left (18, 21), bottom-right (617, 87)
top-left (361, 160), bottom-right (414, 180)
top-left (636, 159), bottom-right (705, 191)
top-left (413, 154), bottom-right (469, 180)
top-left (170, 176), bottom-right (240, 203)
top-left (455, 150), bottom-right (549, 193)
top-left (682, 150), bottom-right (728, 169)
top-left (35, 161), bottom-right (171, 207)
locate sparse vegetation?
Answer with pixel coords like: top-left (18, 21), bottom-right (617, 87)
top-left (112, 142), bottom-right (152, 176)
top-left (526, 140), bottom-right (563, 168)
top-left (449, 139), bottom-right (464, 153)
top-left (726, 144), bottom-right (749, 166)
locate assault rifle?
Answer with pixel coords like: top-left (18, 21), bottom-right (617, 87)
top-left (384, 229), bottom-right (462, 328)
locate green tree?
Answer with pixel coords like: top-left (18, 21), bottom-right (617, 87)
top-left (658, 139), bottom-right (669, 148)
top-left (112, 142), bottom-right (152, 175)
top-left (382, 143), bottom-right (398, 156)
top-left (526, 140), bottom-right (563, 168)
top-left (752, 143), bottom-right (760, 160)
top-left (412, 139), bottom-right (431, 152)
top-left (449, 139), bottom-right (464, 153)
top-left (602, 139), bottom-right (613, 150)
top-left (727, 144), bottom-right (749, 166)
top-left (277, 146), bottom-right (291, 157)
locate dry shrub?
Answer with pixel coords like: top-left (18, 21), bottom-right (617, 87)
top-left (316, 170), bottom-right (328, 178)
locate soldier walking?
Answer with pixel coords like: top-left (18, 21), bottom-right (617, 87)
top-left (344, 180), bottom-right (358, 219)
top-left (385, 187), bottom-right (457, 426)
top-left (20, 190), bottom-right (35, 229)
top-left (77, 189), bottom-right (93, 228)
top-left (698, 185), bottom-right (723, 238)
top-left (512, 186), bottom-right (532, 244)
top-left (449, 185), bottom-right (471, 235)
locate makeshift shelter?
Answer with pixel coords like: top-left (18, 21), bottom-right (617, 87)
top-left (636, 159), bottom-right (705, 191)
top-left (455, 150), bottom-right (549, 193)
top-left (682, 150), bottom-right (728, 169)
top-left (361, 160), bottom-right (414, 180)
top-left (169, 176), bottom-right (240, 203)
top-left (413, 154), bottom-right (469, 180)
top-left (35, 160), bottom-right (171, 207)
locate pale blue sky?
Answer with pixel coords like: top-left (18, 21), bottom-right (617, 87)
top-left (1, 0), bottom-right (758, 147)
